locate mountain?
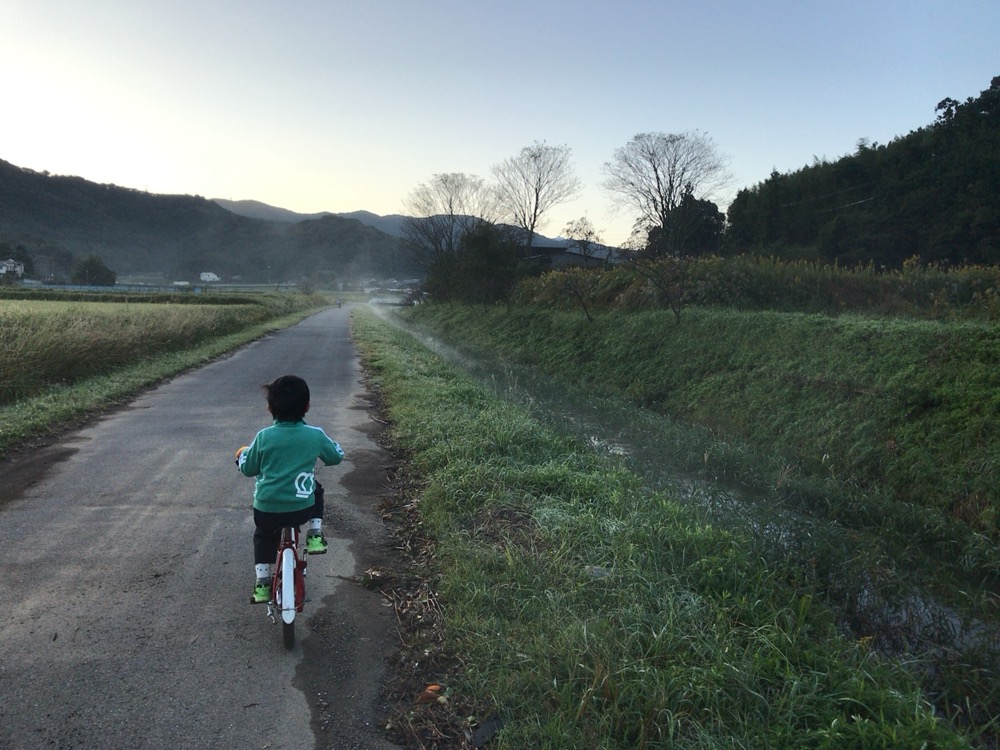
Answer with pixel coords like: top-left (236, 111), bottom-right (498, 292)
top-left (211, 198), bottom-right (331, 223)
top-left (215, 200), bottom-right (569, 248)
top-left (214, 200), bottom-right (410, 239)
top-left (0, 160), bottom-right (414, 283)
top-left (333, 210), bottom-right (408, 238)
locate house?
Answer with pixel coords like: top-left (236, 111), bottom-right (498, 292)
top-left (0, 259), bottom-right (25, 278)
top-left (554, 243), bottom-right (620, 268)
top-left (528, 242), bottom-right (621, 269)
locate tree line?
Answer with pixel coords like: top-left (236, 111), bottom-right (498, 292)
top-left (405, 76), bottom-right (999, 308)
top-left (404, 132), bottom-right (732, 306)
top-left (727, 76), bottom-right (1000, 267)
top-left (0, 241), bottom-right (115, 286)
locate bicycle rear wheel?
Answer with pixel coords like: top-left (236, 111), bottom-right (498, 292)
top-left (282, 620), bottom-right (295, 649)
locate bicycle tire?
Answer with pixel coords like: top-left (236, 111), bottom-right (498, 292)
top-left (279, 546), bottom-right (297, 649)
top-left (280, 549), bottom-right (296, 616)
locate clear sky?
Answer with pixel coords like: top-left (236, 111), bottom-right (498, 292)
top-left (2, 1), bottom-right (997, 246)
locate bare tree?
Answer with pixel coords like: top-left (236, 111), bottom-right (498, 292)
top-left (602, 132), bottom-right (730, 323)
top-left (492, 141), bottom-right (582, 254)
top-left (602, 131), bottom-right (731, 236)
top-left (402, 173), bottom-right (497, 274)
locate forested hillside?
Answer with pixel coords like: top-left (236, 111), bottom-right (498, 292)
top-left (0, 160), bottom-right (413, 283)
top-left (726, 76), bottom-right (1000, 267)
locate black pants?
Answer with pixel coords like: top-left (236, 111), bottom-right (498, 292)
top-left (253, 482), bottom-right (325, 565)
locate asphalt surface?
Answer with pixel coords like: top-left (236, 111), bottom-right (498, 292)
top-left (0, 307), bottom-right (404, 750)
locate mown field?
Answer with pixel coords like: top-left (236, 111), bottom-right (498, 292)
top-left (0, 291), bottom-right (326, 456)
top-left (352, 307), bottom-right (982, 749)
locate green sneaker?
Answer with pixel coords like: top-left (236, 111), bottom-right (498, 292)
top-left (252, 579), bottom-right (271, 604)
top-left (306, 533), bottom-right (328, 555)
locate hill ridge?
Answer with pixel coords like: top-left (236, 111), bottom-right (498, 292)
top-left (0, 159), bottom-right (413, 283)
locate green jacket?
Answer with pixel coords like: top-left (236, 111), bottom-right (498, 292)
top-left (238, 419), bottom-right (344, 513)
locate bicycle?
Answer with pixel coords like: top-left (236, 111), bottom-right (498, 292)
top-left (236, 445), bottom-right (318, 650)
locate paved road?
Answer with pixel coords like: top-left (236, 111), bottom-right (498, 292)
top-left (0, 307), bottom-right (403, 749)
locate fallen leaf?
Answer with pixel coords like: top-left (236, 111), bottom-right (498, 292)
top-left (415, 684), bottom-right (443, 703)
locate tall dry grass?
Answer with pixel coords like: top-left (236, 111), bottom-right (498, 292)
top-left (0, 300), bottom-right (282, 406)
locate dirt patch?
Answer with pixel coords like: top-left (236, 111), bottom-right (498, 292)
top-left (351, 384), bottom-right (496, 750)
top-left (0, 440), bottom-right (81, 509)
top-left (370, 472), bottom-right (490, 749)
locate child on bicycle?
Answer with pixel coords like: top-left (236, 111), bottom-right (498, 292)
top-left (236, 374), bottom-right (345, 604)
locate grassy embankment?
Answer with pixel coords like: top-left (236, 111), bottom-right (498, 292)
top-left (352, 306), bottom-right (976, 749)
top-left (403, 304), bottom-right (1000, 575)
top-left (0, 292), bottom-right (326, 457)
top-left (396, 303), bottom-right (1000, 741)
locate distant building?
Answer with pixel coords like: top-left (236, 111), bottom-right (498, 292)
top-left (0, 259), bottom-right (25, 278)
top-left (528, 243), bottom-right (621, 269)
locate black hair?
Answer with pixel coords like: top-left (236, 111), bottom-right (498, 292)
top-left (263, 375), bottom-right (310, 422)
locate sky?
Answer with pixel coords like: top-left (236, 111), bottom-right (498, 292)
top-left (1, 1), bottom-right (998, 247)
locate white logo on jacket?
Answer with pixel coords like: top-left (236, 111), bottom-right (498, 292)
top-left (295, 472), bottom-right (315, 499)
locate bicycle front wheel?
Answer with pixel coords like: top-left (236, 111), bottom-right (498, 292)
top-left (279, 547), bottom-right (297, 649)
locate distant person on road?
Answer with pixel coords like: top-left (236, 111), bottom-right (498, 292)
top-left (236, 375), bottom-right (345, 604)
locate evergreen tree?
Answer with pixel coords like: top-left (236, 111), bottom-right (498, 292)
top-left (72, 254), bottom-right (117, 286)
top-left (726, 76), bottom-right (1000, 267)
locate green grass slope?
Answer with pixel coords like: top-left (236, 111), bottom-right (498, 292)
top-left (353, 307), bottom-right (973, 749)
top-left (402, 305), bottom-right (1000, 577)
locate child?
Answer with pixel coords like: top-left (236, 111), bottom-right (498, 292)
top-left (236, 374), bottom-right (345, 604)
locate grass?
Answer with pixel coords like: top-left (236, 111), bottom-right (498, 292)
top-left (393, 303), bottom-right (1000, 742)
top-left (0, 293), bottom-right (326, 457)
top-left (400, 304), bottom-right (1000, 578)
top-left (352, 307), bottom-right (973, 749)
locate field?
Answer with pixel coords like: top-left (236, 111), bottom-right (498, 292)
top-left (0, 292), bottom-right (325, 455)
